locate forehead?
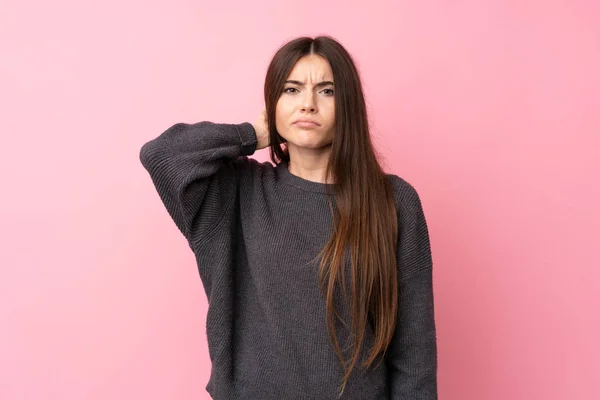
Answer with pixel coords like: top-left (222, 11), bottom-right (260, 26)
top-left (287, 54), bottom-right (333, 80)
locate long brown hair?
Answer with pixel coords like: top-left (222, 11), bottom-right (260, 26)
top-left (263, 36), bottom-right (399, 395)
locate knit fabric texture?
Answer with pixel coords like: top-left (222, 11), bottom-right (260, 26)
top-left (139, 121), bottom-right (438, 399)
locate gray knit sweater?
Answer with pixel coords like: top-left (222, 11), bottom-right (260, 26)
top-left (139, 121), bottom-right (438, 399)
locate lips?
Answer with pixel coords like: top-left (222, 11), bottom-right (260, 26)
top-left (293, 119), bottom-right (321, 126)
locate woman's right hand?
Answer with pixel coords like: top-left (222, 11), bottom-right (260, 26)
top-left (252, 109), bottom-right (270, 150)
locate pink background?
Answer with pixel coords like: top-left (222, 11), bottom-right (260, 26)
top-left (1, 0), bottom-right (599, 399)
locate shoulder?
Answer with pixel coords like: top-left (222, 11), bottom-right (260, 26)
top-left (238, 157), bottom-right (276, 175)
top-left (235, 156), bottom-right (274, 171)
top-left (386, 174), bottom-right (433, 278)
top-left (234, 156), bottom-right (278, 188)
top-left (386, 173), bottom-right (425, 218)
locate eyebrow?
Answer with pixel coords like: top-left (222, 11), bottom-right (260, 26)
top-left (284, 80), bottom-right (334, 88)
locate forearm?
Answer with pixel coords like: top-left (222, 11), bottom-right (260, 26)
top-left (139, 121), bottom-right (257, 237)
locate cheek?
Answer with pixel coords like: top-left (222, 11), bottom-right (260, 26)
top-left (324, 102), bottom-right (335, 126)
top-left (274, 101), bottom-right (287, 134)
top-left (275, 98), bottom-right (293, 121)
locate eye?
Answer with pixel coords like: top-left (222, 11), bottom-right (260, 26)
top-left (283, 87), bottom-right (298, 93)
top-left (322, 88), bottom-right (334, 96)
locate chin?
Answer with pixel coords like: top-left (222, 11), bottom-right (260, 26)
top-left (279, 130), bottom-right (333, 149)
top-left (291, 140), bottom-right (333, 150)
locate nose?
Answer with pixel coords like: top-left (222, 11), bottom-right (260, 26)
top-left (300, 91), bottom-right (317, 113)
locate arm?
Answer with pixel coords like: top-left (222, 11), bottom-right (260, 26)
top-left (387, 184), bottom-right (438, 399)
top-left (139, 121), bottom-right (257, 240)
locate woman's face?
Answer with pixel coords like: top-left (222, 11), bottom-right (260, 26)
top-left (275, 54), bottom-right (336, 152)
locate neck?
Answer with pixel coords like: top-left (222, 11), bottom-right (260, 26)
top-left (287, 144), bottom-right (334, 184)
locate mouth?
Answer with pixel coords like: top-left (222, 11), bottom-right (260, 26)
top-left (293, 119), bottom-right (321, 127)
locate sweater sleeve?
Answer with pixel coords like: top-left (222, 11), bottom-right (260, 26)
top-left (386, 182), bottom-right (438, 399)
top-left (139, 121), bottom-right (257, 240)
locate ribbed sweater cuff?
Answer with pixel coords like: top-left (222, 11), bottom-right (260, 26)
top-left (236, 122), bottom-right (258, 156)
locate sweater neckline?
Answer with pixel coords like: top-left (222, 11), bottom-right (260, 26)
top-left (276, 161), bottom-right (334, 194)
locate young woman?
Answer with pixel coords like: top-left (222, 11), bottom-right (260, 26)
top-left (140, 36), bottom-right (438, 399)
